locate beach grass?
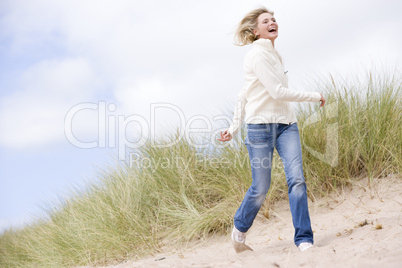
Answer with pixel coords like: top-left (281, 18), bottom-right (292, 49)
top-left (0, 70), bottom-right (400, 267)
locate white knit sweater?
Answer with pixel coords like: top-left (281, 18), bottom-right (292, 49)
top-left (228, 38), bottom-right (321, 136)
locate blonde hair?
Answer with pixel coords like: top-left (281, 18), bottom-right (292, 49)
top-left (234, 7), bottom-right (274, 46)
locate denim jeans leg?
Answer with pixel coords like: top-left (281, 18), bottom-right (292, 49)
top-left (233, 124), bottom-right (275, 233)
top-left (275, 123), bottom-right (314, 246)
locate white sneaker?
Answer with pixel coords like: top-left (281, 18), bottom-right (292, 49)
top-left (231, 226), bottom-right (246, 243)
top-left (231, 226), bottom-right (253, 253)
top-left (298, 242), bottom-right (313, 251)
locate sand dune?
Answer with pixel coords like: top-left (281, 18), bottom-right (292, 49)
top-left (99, 175), bottom-right (402, 268)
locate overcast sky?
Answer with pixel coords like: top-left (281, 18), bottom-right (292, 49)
top-left (0, 0), bottom-right (401, 232)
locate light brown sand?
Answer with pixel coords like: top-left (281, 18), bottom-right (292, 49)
top-left (101, 175), bottom-right (402, 268)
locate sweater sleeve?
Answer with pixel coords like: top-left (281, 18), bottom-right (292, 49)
top-left (228, 87), bottom-right (247, 136)
top-left (252, 54), bottom-right (321, 102)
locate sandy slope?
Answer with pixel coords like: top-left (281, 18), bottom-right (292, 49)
top-left (99, 175), bottom-right (402, 268)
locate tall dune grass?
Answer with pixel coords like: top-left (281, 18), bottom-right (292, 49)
top-left (299, 70), bottom-right (401, 192)
top-left (0, 70), bottom-right (400, 267)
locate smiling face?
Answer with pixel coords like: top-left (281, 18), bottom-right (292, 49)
top-left (253, 12), bottom-right (278, 44)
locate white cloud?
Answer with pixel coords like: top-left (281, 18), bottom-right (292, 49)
top-left (0, 58), bottom-right (99, 148)
top-left (21, 58), bottom-right (98, 98)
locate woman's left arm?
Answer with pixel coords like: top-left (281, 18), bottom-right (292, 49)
top-left (252, 54), bottom-right (322, 103)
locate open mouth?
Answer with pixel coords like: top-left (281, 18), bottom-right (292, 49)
top-left (268, 28), bottom-right (277, 33)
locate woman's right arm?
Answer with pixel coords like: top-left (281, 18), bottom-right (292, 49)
top-left (218, 88), bottom-right (247, 142)
top-left (228, 88), bottom-right (247, 136)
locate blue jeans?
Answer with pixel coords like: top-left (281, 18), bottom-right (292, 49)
top-left (233, 123), bottom-right (313, 246)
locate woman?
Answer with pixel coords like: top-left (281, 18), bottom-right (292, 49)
top-left (218, 7), bottom-right (326, 253)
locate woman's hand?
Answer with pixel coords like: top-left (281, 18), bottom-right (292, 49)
top-left (218, 130), bottom-right (232, 142)
top-left (319, 93), bottom-right (326, 107)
